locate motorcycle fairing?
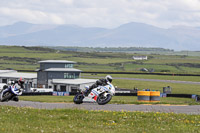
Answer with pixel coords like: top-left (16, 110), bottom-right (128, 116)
top-left (10, 86), bottom-right (20, 95)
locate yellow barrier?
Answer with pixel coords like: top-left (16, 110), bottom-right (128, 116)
top-left (150, 91), bottom-right (160, 101)
top-left (137, 91), bottom-right (160, 102)
top-left (137, 91), bottom-right (150, 101)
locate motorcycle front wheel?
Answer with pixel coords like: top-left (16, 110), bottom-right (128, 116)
top-left (96, 94), bottom-right (112, 105)
top-left (73, 93), bottom-right (84, 104)
top-left (0, 90), bottom-right (12, 102)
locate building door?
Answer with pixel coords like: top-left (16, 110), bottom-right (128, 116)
top-left (29, 82), bottom-right (32, 87)
top-left (60, 85), bottom-right (66, 92)
top-left (54, 85), bottom-right (57, 91)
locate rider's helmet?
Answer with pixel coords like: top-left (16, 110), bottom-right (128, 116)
top-left (18, 78), bottom-right (25, 87)
top-left (105, 75), bottom-right (112, 83)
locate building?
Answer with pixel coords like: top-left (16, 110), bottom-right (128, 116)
top-left (52, 79), bottom-right (96, 93)
top-left (0, 70), bottom-right (17, 74)
top-left (133, 56), bottom-right (148, 60)
top-left (0, 60), bottom-right (96, 93)
top-left (37, 60), bottom-right (96, 92)
top-left (0, 70), bottom-right (37, 92)
top-left (37, 60), bottom-right (81, 88)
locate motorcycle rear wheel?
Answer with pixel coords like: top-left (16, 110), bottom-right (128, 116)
top-left (73, 93), bottom-right (84, 104)
top-left (96, 94), bottom-right (112, 105)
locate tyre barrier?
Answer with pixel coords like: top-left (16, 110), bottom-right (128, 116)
top-left (137, 91), bottom-right (160, 102)
top-left (137, 91), bottom-right (151, 101)
top-left (150, 91), bottom-right (160, 101)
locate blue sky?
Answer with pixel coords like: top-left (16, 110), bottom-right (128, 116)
top-left (0, 0), bottom-right (200, 28)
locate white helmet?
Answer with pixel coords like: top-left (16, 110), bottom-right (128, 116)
top-left (105, 75), bottom-right (112, 83)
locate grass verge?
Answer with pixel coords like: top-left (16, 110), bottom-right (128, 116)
top-left (0, 106), bottom-right (200, 133)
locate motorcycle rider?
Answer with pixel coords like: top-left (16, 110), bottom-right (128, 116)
top-left (12, 78), bottom-right (24, 101)
top-left (84, 75), bottom-right (113, 96)
top-left (16, 78), bottom-right (25, 89)
top-left (0, 78), bottom-right (24, 101)
top-left (7, 78), bottom-right (25, 90)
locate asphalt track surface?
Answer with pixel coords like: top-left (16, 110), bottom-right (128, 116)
top-left (0, 101), bottom-right (200, 115)
top-left (83, 76), bottom-right (200, 85)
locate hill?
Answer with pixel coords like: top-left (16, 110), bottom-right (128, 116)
top-left (0, 22), bottom-right (200, 50)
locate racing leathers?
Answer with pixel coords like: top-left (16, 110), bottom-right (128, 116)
top-left (84, 79), bottom-right (109, 96)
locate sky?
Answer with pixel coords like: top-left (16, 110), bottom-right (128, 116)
top-left (0, 0), bottom-right (200, 28)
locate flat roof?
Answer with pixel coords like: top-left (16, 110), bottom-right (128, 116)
top-left (52, 79), bottom-right (96, 85)
top-left (44, 68), bottom-right (82, 72)
top-left (0, 70), bottom-right (17, 73)
top-left (38, 60), bottom-right (76, 64)
top-left (0, 72), bottom-right (37, 79)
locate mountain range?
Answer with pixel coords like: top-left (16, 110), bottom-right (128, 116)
top-left (0, 22), bottom-right (200, 51)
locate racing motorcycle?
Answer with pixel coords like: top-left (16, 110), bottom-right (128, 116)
top-left (0, 82), bottom-right (23, 102)
top-left (73, 82), bottom-right (115, 105)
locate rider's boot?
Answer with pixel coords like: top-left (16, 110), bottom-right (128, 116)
top-left (84, 88), bottom-right (91, 96)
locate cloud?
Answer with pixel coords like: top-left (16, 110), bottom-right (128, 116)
top-left (0, 7), bottom-right (65, 25)
top-left (0, 0), bottom-right (200, 28)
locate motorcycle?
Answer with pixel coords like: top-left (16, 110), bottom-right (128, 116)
top-left (0, 83), bottom-right (23, 102)
top-left (73, 82), bottom-right (115, 105)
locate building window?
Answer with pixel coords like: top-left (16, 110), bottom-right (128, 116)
top-left (64, 73), bottom-right (75, 79)
top-left (65, 64), bottom-right (73, 68)
top-left (71, 86), bottom-right (78, 93)
top-left (75, 73), bottom-right (80, 79)
top-left (2, 79), bottom-right (7, 84)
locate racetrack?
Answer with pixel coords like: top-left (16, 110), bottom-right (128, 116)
top-left (0, 101), bottom-right (200, 115)
top-left (83, 76), bottom-right (200, 85)
top-left (1, 77), bottom-right (200, 115)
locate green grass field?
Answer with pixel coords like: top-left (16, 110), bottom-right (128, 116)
top-left (1, 45), bottom-right (200, 132)
top-left (1, 45), bottom-right (200, 74)
top-left (0, 106), bottom-right (200, 133)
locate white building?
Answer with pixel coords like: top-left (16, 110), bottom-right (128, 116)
top-left (37, 60), bottom-right (96, 93)
top-left (0, 70), bottom-right (37, 91)
top-left (0, 60), bottom-right (96, 93)
top-left (51, 79), bottom-right (96, 93)
top-left (133, 56), bottom-right (148, 60)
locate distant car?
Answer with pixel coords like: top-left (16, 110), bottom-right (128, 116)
top-left (140, 68), bottom-right (148, 72)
